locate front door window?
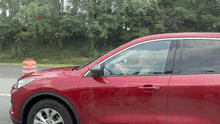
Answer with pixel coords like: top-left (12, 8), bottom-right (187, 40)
top-left (103, 40), bottom-right (171, 76)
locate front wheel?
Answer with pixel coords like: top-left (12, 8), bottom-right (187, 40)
top-left (27, 99), bottom-right (74, 124)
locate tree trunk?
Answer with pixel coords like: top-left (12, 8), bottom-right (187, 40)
top-left (49, 34), bottom-right (54, 46)
top-left (0, 40), bottom-right (2, 51)
top-left (59, 38), bottom-right (62, 47)
top-left (18, 46), bottom-right (20, 53)
top-left (11, 41), bottom-right (15, 55)
top-left (17, 40), bottom-right (20, 53)
top-left (104, 39), bottom-right (107, 47)
top-left (59, 0), bottom-right (64, 48)
top-left (90, 39), bottom-right (94, 49)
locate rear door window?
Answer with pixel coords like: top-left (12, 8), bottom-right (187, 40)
top-left (179, 39), bottom-right (220, 74)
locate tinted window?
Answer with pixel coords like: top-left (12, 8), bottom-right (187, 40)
top-left (180, 39), bottom-right (220, 74)
top-left (103, 40), bottom-right (171, 76)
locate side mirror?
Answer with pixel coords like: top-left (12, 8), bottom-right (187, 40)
top-left (90, 64), bottom-right (102, 77)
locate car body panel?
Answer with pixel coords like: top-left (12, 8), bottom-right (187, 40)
top-left (167, 74), bottom-right (220, 124)
top-left (10, 87), bottom-right (26, 121)
top-left (79, 75), bottom-right (171, 124)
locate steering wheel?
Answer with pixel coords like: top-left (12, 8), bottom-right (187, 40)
top-left (109, 63), bottom-right (115, 70)
top-left (104, 64), bottom-right (115, 75)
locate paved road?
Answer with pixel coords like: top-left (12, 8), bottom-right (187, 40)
top-left (0, 96), bottom-right (12, 124)
top-left (0, 65), bottom-right (59, 124)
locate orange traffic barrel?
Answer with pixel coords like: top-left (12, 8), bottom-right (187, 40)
top-left (22, 59), bottom-right (37, 75)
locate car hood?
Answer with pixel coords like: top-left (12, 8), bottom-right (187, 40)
top-left (20, 66), bottom-right (80, 79)
top-left (38, 66), bottom-right (79, 72)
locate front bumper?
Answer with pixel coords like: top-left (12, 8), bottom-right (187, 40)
top-left (9, 107), bottom-right (22, 124)
top-left (10, 116), bottom-right (22, 124)
top-left (9, 85), bottom-right (27, 124)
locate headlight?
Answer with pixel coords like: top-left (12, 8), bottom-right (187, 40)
top-left (15, 78), bottom-right (36, 89)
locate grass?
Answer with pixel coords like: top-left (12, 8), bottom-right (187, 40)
top-left (0, 41), bottom-right (116, 66)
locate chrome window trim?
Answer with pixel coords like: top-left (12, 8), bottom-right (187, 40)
top-left (84, 70), bottom-right (91, 77)
top-left (83, 37), bottom-right (220, 77)
top-left (178, 38), bottom-right (220, 40)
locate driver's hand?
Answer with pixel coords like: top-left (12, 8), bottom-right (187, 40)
top-left (115, 63), bottom-right (124, 69)
top-left (115, 62), bottom-right (130, 75)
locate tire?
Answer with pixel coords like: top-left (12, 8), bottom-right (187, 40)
top-left (27, 99), bottom-right (74, 124)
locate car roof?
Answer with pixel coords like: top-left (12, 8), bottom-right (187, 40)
top-left (88, 32), bottom-right (220, 68)
top-left (148, 32), bottom-right (220, 37)
top-left (127, 32), bottom-right (220, 47)
top-left (137, 32), bottom-right (220, 41)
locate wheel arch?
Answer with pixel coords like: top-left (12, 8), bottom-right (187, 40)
top-left (20, 91), bottom-right (81, 124)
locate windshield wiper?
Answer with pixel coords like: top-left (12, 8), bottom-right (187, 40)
top-left (202, 70), bottom-right (216, 73)
top-left (73, 66), bottom-right (85, 71)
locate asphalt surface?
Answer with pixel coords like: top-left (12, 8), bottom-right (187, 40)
top-left (0, 65), bottom-right (59, 124)
top-left (0, 96), bottom-right (12, 124)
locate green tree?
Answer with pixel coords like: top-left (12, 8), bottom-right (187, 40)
top-left (0, 19), bottom-right (22, 55)
top-left (0, 0), bottom-right (22, 54)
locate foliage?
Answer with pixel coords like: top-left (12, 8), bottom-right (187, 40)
top-left (0, 0), bottom-right (219, 58)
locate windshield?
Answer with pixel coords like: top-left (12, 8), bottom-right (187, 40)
top-left (73, 44), bottom-right (126, 70)
top-left (73, 56), bottom-right (101, 70)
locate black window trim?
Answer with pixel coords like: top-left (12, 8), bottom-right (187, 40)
top-left (172, 38), bottom-right (220, 75)
top-left (84, 38), bottom-right (178, 77)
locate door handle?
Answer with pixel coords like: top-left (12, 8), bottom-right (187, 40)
top-left (138, 86), bottom-right (160, 92)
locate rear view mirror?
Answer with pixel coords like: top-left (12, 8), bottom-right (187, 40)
top-left (90, 64), bottom-right (102, 77)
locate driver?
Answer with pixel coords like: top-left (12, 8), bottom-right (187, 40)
top-left (115, 52), bottom-right (151, 75)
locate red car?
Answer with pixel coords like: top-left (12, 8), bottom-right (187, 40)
top-left (10, 33), bottom-right (220, 124)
